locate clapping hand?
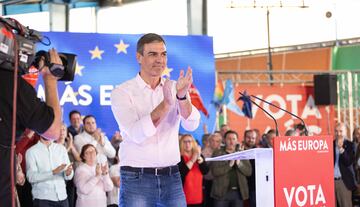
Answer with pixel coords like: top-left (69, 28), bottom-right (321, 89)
top-left (163, 79), bottom-right (174, 106)
top-left (101, 162), bottom-right (109, 175)
top-left (65, 163), bottom-right (73, 176)
top-left (53, 164), bottom-right (67, 175)
top-left (176, 67), bottom-right (192, 99)
top-left (96, 164), bottom-right (102, 176)
top-left (93, 129), bottom-right (105, 146)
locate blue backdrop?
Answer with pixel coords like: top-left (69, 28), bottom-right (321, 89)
top-left (36, 32), bottom-right (216, 142)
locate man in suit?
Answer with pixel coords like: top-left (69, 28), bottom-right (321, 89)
top-left (333, 122), bottom-right (357, 207)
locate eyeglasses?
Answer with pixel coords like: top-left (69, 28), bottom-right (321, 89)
top-left (183, 140), bottom-right (192, 143)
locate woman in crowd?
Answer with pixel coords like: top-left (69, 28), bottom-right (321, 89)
top-left (74, 144), bottom-right (113, 207)
top-left (178, 134), bottom-right (209, 207)
top-left (210, 130), bottom-right (252, 207)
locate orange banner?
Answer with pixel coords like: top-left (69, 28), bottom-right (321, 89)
top-left (228, 85), bottom-right (335, 139)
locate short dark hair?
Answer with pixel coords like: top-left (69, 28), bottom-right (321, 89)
top-left (83, 115), bottom-right (95, 125)
top-left (80, 144), bottom-right (97, 163)
top-left (69, 110), bottom-right (81, 121)
top-left (244, 129), bottom-right (253, 138)
top-left (137, 33), bottom-right (165, 55)
top-left (224, 130), bottom-right (238, 139)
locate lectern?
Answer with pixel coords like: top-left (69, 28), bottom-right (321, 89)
top-left (206, 135), bottom-right (334, 207)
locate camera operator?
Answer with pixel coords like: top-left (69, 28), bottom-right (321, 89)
top-left (0, 48), bottom-right (62, 206)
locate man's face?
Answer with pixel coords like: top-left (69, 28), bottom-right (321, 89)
top-left (209, 134), bottom-right (222, 150)
top-left (60, 124), bottom-right (67, 139)
top-left (84, 117), bottom-right (97, 134)
top-left (225, 133), bottom-right (238, 151)
top-left (245, 131), bottom-right (256, 147)
top-left (220, 125), bottom-right (230, 137)
top-left (137, 41), bottom-right (167, 79)
top-left (70, 113), bottom-right (82, 128)
top-left (335, 124), bottom-right (346, 140)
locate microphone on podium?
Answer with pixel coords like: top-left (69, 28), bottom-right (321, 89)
top-left (238, 91), bottom-right (279, 136)
top-left (238, 91), bottom-right (309, 136)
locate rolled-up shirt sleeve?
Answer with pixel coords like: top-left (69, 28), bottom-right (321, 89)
top-left (111, 87), bottom-right (156, 144)
top-left (180, 104), bottom-right (200, 131)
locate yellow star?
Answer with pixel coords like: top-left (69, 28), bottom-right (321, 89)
top-left (162, 67), bottom-right (173, 78)
top-left (89, 46), bottom-right (104, 60)
top-left (114, 40), bottom-right (129, 54)
top-left (75, 63), bottom-right (85, 76)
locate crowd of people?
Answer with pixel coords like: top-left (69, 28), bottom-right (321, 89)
top-left (12, 104), bottom-right (360, 207)
top-left (15, 110), bottom-right (122, 207)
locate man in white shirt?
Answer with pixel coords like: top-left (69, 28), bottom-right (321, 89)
top-left (74, 115), bottom-right (116, 163)
top-left (111, 33), bottom-right (200, 207)
top-left (26, 136), bottom-right (73, 206)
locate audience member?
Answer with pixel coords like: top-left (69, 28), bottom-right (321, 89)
top-left (56, 123), bottom-right (81, 207)
top-left (107, 146), bottom-right (121, 207)
top-left (243, 129), bottom-right (257, 207)
top-left (334, 123), bottom-right (356, 207)
top-left (110, 131), bottom-right (123, 149)
top-left (74, 115), bottom-right (116, 165)
top-left (201, 133), bottom-right (211, 150)
top-left (220, 124), bottom-right (230, 140)
top-left (211, 130), bottom-right (251, 207)
top-left (202, 132), bottom-right (223, 207)
top-left (178, 134), bottom-right (209, 206)
top-left (16, 129), bottom-right (41, 207)
top-left (260, 129), bottom-right (276, 148)
top-left (74, 144), bottom-right (113, 207)
top-left (67, 110), bottom-right (83, 137)
top-left (26, 136), bottom-right (73, 206)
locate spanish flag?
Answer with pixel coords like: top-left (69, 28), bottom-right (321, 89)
top-left (189, 83), bottom-right (209, 117)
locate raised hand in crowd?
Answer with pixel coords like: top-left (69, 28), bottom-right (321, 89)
top-left (93, 128), bottom-right (105, 146)
top-left (66, 133), bottom-right (74, 151)
top-left (101, 162), bottom-right (109, 175)
top-left (112, 131), bottom-right (123, 143)
top-left (191, 145), bottom-right (200, 163)
top-left (64, 163), bottom-right (73, 176)
top-left (52, 164), bottom-right (67, 175)
top-left (96, 163), bottom-right (102, 176)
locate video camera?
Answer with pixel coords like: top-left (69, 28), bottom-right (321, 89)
top-left (0, 17), bottom-right (77, 81)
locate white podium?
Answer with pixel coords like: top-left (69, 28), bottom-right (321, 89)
top-left (206, 148), bottom-right (274, 207)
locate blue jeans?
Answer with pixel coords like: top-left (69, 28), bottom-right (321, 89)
top-left (119, 170), bottom-right (186, 207)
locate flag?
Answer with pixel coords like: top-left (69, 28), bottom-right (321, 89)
top-left (189, 83), bottom-right (209, 117)
top-left (212, 79), bottom-right (224, 107)
top-left (238, 90), bottom-right (253, 118)
top-left (223, 79), bottom-right (245, 116)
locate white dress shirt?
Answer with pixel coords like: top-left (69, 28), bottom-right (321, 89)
top-left (26, 141), bottom-right (73, 201)
top-left (74, 131), bottom-right (116, 160)
top-left (111, 74), bottom-right (200, 167)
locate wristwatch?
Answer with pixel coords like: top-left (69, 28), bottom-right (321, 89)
top-left (176, 94), bottom-right (187, 100)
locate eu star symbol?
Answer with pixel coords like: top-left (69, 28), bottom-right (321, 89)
top-left (114, 40), bottom-right (129, 54)
top-left (75, 63), bottom-right (85, 76)
top-left (89, 46), bottom-right (104, 60)
top-left (162, 67), bottom-right (173, 78)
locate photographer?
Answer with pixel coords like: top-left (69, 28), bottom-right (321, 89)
top-left (0, 48), bottom-right (62, 206)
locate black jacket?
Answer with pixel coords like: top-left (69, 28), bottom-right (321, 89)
top-left (333, 139), bottom-right (357, 191)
